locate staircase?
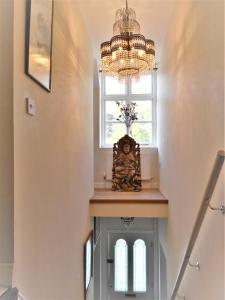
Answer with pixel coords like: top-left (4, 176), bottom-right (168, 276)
top-left (0, 288), bottom-right (18, 300)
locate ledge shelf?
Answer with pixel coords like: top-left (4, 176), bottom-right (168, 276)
top-left (90, 189), bottom-right (168, 218)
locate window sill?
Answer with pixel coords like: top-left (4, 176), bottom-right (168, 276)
top-left (99, 145), bottom-right (158, 150)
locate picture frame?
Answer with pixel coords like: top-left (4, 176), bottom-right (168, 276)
top-left (84, 231), bottom-right (93, 299)
top-left (25, 0), bottom-right (54, 92)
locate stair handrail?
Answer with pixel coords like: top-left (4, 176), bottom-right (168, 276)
top-left (170, 150), bottom-right (225, 300)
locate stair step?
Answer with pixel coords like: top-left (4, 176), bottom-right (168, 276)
top-left (0, 288), bottom-right (8, 297)
top-left (0, 288), bottom-right (18, 300)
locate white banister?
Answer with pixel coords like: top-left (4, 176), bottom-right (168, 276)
top-left (171, 150), bottom-right (225, 300)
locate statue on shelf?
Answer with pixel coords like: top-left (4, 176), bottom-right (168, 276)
top-left (112, 134), bottom-right (142, 192)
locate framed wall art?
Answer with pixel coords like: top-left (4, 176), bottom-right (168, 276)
top-left (25, 0), bottom-right (54, 92)
top-left (84, 231), bottom-right (93, 299)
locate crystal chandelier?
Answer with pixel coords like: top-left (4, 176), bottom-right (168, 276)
top-left (100, 0), bottom-right (156, 78)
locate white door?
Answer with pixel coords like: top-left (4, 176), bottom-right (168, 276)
top-left (107, 232), bottom-right (154, 300)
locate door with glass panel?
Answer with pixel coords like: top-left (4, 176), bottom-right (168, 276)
top-left (107, 232), bottom-right (154, 300)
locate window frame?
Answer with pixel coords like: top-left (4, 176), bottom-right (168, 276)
top-left (133, 239), bottom-right (147, 293)
top-left (114, 239), bottom-right (129, 292)
top-left (113, 237), bottom-right (149, 295)
top-left (99, 72), bottom-right (157, 148)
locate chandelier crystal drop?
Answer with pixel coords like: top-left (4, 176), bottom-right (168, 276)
top-left (100, 0), bottom-right (156, 78)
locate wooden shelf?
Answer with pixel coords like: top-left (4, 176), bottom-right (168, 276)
top-left (90, 189), bottom-right (168, 218)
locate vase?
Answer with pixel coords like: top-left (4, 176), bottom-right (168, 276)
top-left (126, 126), bottom-right (131, 136)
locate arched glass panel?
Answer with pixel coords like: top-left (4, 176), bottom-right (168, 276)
top-left (133, 239), bottom-right (147, 292)
top-left (114, 239), bottom-right (128, 292)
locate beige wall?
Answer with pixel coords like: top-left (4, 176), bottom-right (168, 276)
top-left (0, 0), bottom-right (14, 286)
top-left (158, 1), bottom-right (224, 299)
top-left (224, 1), bottom-right (225, 294)
top-left (13, 1), bottom-right (94, 299)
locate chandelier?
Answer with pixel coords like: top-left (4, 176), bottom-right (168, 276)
top-left (121, 217), bottom-right (135, 229)
top-left (100, 0), bottom-right (156, 78)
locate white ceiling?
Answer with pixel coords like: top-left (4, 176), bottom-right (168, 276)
top-left (76, 0), bottom-right (176, 62)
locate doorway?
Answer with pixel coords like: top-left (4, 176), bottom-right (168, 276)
top-left (94, 218), bottom-right (161, 300)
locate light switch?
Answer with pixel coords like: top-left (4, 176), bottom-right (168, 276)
top-left (26, 98), bottom-right (36, 116)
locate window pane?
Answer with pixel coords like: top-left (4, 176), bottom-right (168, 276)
top-left (85, 240), bottom-right (92, 289)
top-left (131, 74), bottom-right (152, 94)
top-left (131, 123), bottom-right (152, 145)
top-left (105, 101), bottom-right (121, 122)
top-left (114, 239), bottom-right (128, 292)
top-left (135, 101), bottom-right (152, 121)
top-left (105, 123), bottom-right (126, 145)
top-left (133, 239), bottom-right (147, 292)
top-left (105, 76), bottom-right (125, 95)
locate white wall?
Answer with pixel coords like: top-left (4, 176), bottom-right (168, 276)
top-left (13, 1), bottom-right (94, 299)
top-left (158, 1), bottom-right (224, 299)
top-left (224, 2), bottom-right (225, 294)
top-left (0, 0), bottom-right (14, 286)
